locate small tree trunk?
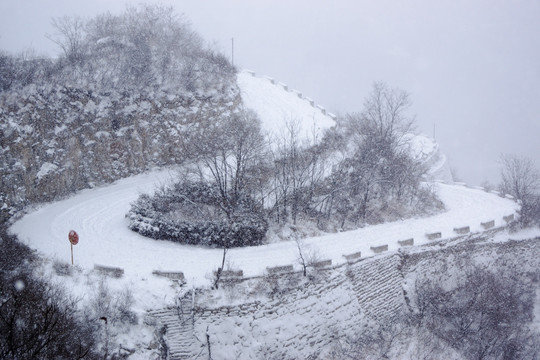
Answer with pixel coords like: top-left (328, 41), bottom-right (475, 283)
top-left (213, 247), bottom-right (228, 289)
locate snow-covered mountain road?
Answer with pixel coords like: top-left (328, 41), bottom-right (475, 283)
top-left (10, 168), bottom-right (518, 287)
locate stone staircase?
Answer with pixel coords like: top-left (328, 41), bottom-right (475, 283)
top-left (149, 294), bottom-right (198, 359)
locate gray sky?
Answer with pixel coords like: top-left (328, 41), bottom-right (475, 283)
top-left (1, 0), bottom-right (539, 185)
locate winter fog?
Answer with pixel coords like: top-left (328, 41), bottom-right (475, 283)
top-left (1, 0), bottom-right (539, 186)
top-left (2, 2), bottom-right (540, 359)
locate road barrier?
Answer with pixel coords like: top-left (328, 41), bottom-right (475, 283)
top-left (264, 76), bottom-right (275, 84)
top-left (426, 232), bottom-right (442, 240)
top-left (398, 238), bottom-right (414, 246)
top-left (152, 270), bottom-right (186, 282)
top-left (503, 214), bottom-right (515, 222)
top-left (481, 220), bottom-right (495, 229)
top-left (310, 259), bottom-right (332, 268)
top-left (94, 264), bottom-right (124, 278)
top-left (343, 251), bottom-right (362, 263)
top-left (453, 226), bottom-right (470, 235)
top-left (267, 264), bottom-right (294, 274)
top-left (221, 269), bottom-right (244, 278)
top-left (371, 245), bottom-right (388, 254)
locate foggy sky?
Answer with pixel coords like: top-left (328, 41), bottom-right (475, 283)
top-left (1, 0), bottom-right (539, 186)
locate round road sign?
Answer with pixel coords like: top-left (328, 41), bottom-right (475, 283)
top-left (68, 230), bottom-right (79, 245)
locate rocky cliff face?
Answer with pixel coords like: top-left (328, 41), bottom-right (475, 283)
top-left (0, 76), bottom-right (239, 223)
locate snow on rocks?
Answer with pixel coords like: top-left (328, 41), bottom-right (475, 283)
top-left (36, 162), bottom-right (58, 179)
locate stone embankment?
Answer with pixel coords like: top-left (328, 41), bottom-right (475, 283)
top-left (149, 226), bottom-right (540, 359)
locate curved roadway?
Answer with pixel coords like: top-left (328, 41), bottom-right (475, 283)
top-left (11, 168), bottom-right (519, 287)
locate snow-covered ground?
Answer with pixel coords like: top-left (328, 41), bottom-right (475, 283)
top-left (10, 168), bottom-right (518, 300)
top-left (8, 70), bottom-right (519, 314)
top-left (237, 70), bottom-right (335, 141)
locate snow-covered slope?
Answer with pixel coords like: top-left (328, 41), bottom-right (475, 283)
top-left (237, 70), bottom-right (452, 181)
top-left (405, 133), bottom-right (454, 183)
top-left (237, 70), bottom-right (335, 140)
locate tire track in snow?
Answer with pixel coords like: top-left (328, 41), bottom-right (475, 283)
top-left (10, 170), bottom-right (519, 287)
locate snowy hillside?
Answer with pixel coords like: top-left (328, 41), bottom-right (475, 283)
top-left (10, 69), bottom-right (511, 298)
top-left (405, 133), bottom-right (454, 182)
top-left (237, 70), bottom-right (336, 140)
top-left (237, 70), bottom-right (452, 182)
top-left (7, 68), bottom-right (525, 359)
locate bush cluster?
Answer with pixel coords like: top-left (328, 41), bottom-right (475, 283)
top-left (0, 227), bottom-right (101, 359)
top-left (127, 182), bottom-right (268, 248)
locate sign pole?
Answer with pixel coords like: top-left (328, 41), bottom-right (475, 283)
top-left (68, 230), bottom-right (79, 266)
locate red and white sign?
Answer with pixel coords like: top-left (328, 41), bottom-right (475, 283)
top-left (68, 230), bottom-right (79, 245)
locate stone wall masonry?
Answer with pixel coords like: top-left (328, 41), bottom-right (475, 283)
top-left (398, 238), bottom-right (414, 246)
top-left (94, 264), bottom-right (124, 278)
top-left (346, 254), bottom-right (405, 323)
top-left (150, 252), bottom-right (407, 359)
top-left (426, 232), bottom-right (442, 240)
top-left (504, 214), bottom-right (515, 222)
top-left (149, 224), bottom-right (533, 359)
top-left (266, 264), bottom-right (294, 274)
top-left (370, 244), bottom-right (388, 254)
top-left (191, 269), bottom-right (365, 359)
top-left (401, 236), bottom-right (540, 316)
top-left (453, 226), bottom-right (470, 235)
top-left (343, 251), bottom-right (362, 263)
top-left (152, 270), bottom-right (186, 282)
top-left (481, 220), bottom-right (495, 229)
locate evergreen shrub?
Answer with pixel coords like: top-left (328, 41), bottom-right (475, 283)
top-left (127, 181), bottom-right (268, 248)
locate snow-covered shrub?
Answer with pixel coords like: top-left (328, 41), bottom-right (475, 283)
top-left (87, 280), bottom-right (137, 327)
top-left (53, 260), bottom-right (74, 276)
top-left (0, 227), bottom-right (101, 359)
top-left (413, 264), bottom-right (539, 360)
top-left (127, 181), bottom-right (268, 248)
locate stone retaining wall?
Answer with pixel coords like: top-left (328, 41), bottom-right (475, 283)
top-left (148, 213), bottom-right (527, 359)
top-left (150, 252), bottom-right (406, 359)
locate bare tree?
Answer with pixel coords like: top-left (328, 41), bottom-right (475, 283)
top-left (183, 108), bottom-right (268, 221)
top-left (415, 265), bottom-right (538, 360)
top-left (0, 229), bottom-right (99, 359)
top-left (499, 154), bottom-right (540, 227)
top-left (294, 238), bottom-right (320, 277)
top-left (270, 119), bottom-right (327, 225)
top-left (499, 154), bottom-right (539, 201)
top-left (47, 16), bottom-right (86, 63)
top-left (351, 81), bottom-right (415, 149)
top-left (334, 82), bottom-right (422, 225)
